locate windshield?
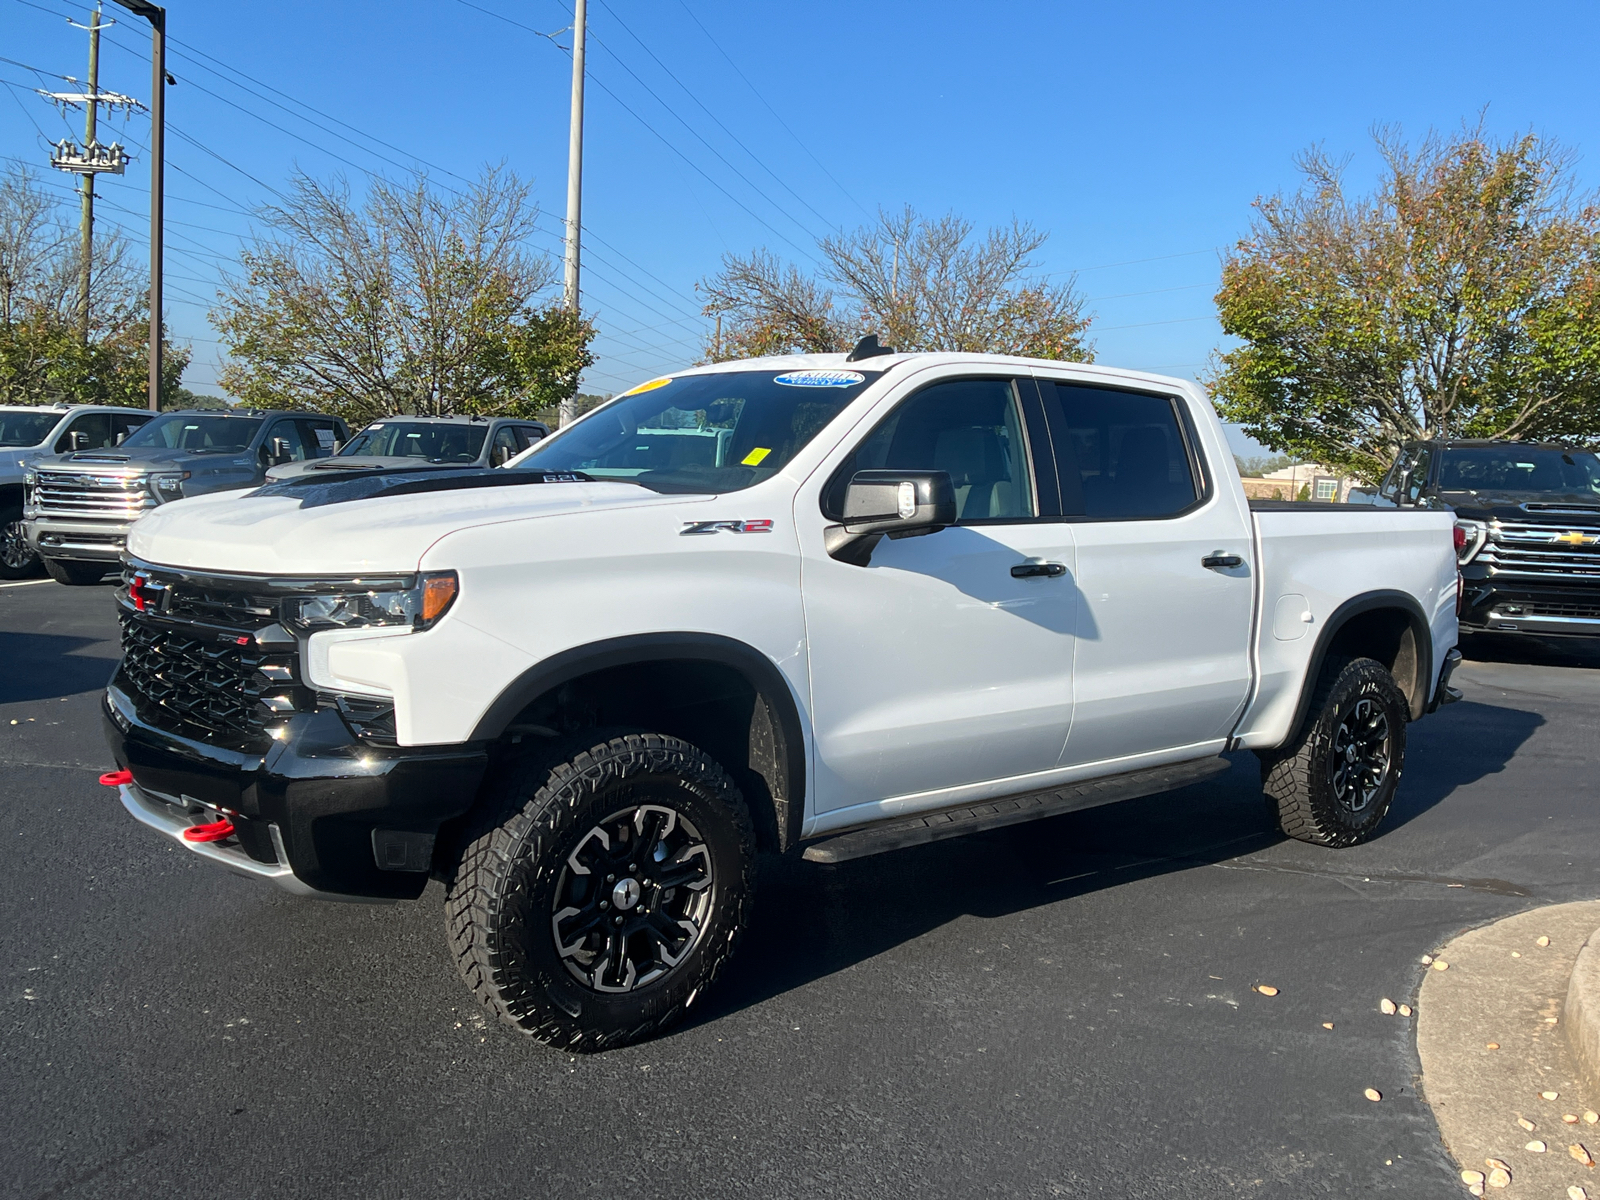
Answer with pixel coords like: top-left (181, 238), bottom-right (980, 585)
top-left (1437, 446), bottom-right (1600, 497)
top-left (341, 422), bottom-right (488, 463)
top-left (0, 410), bottom-right (62, 448)
top-left (122, 414), bottom-right (263, 453)
top-left (516, 368), bottom-right (876, 492)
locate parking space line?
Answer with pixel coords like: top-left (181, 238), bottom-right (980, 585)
top-left (0, 579), bottom-right (55, 589)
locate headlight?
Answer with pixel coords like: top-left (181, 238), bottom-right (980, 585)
top-left (282, 570), bottom-right (458, 633)
top-left (22, 470), bottom-right (37, 515)
top-left (149, 471), bottom-right (189, 503)
top-left (1454, 518), bottom-right (1488, 565)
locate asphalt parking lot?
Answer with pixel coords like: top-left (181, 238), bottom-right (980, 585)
top-left (4, 577), bottom-right (1599, 1199)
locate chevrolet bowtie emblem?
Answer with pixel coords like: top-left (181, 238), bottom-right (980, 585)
top-left (1553, 530), bottom-right (1598, 546)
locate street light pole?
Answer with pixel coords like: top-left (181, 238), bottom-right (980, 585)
top-left (559, 0), bottom-right (586, 429)
top-left (110, 0), bottom-right (166, 412)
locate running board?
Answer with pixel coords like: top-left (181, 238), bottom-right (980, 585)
top-left (800, 756), bottom-right (1232, 864)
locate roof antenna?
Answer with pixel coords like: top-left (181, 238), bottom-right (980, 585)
top-left (845, 334), bottom-right (895, 362)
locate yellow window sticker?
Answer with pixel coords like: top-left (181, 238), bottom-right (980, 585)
top-left (741, 447), bottom-right (772, 466)
top-left (619, 376), bottom-right (673, 398)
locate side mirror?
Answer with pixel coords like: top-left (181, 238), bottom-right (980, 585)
top-left (490, 445), bottom-right (510, 467)
top-left (270, 436), bottom-right (293, 465)
top-left (114, 431), bottom-right (128, 445)
top-left (824, 470), bottom-right (957, 566)
top-left (69, 431), bottom-right (91, 451)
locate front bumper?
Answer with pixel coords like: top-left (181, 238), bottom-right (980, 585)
top-left (26, 516), bottom-right (132, 562)
top-left (103, 679), bottom-right (489, 899)
top-left (1459, 576), bottom-right (1600, 637)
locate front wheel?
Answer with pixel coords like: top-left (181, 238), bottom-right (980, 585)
top-left (42, 557), bottom-right (107, 586)
top-left (1260, 656), bottom-right (1408, 847)
top-left (0, 507), bottom-right (40, 580)
top-left (445, 732), bottom-right (756, 1051)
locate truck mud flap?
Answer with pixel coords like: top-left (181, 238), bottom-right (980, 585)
top-left (800, 756), bottom-right (1232, 864)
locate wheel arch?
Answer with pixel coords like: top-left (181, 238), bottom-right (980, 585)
top-left (469, 633), bottom-right (807, 853)
top-left (1288, 590), bottom-right (1434, 732)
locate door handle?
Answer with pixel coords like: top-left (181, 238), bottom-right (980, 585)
top-left (1011, 561), bottom-right (1067, 578)
top-left (1201, 552), bottom-right (1243, 570)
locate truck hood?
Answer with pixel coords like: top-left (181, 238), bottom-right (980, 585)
top-left (1442, 490), bottom-right (1600, 524)
top-left (263, 455), bottom-right (472, 482)
top-left (126, 474), bottom-right (695, 574)
top-left (41, 447), bottom-right (251, 475)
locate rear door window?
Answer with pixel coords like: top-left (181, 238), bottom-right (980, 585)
top-left (295, 419), bottom-right (340, 459)
top-left (1041, 383), bottom-right (1199, 519)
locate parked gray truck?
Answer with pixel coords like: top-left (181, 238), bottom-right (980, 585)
top-left (1, 404), bottom-right (156, 579)
top-left (24, 408), bottom-right (347, 584)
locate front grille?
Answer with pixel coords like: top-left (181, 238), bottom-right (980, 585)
top-left (1522, 602), bottom-right (1600, 620)
top-left (116, 568), bottom-right (314, 746)
top-left (1479, 520), bottom-right (1600, 582)
top-left (35, 469), bottom-right (155, 520)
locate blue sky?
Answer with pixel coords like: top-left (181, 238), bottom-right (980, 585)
top-left (5, 0), bottom-right (1600, 456)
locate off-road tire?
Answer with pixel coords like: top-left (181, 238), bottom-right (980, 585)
top-left (1260, 655), bottom-right (1408, 848)
top-left (0, 506), bottom-right (40, 580)
top-left (42, 557), bottom-right (106, 586)
top-left (445, 731), bottom-right (756, 1051)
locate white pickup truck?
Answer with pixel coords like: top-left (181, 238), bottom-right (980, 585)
top-left (102, 347), bottom-right (1462, 1050)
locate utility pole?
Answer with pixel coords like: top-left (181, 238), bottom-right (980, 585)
top-left (559, 0), bottom-right (586, 429)
top-left (77, 3), bottom-right (103, 342)
top-left (110, 0), bottom-right (167, 411)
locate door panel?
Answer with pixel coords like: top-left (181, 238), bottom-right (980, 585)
top-left (1039, 379), bottom-right (1254, 767)
top-left (802, 375), bottom-right (1077, 816)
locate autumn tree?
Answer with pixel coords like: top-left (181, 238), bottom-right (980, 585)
top-left (214, 167), bottom-right (593, 425)
top-left (0, 165), bottom-right (188, 407)
top-left (1209, 125), bottom-right (1600, 480)
top-left (698, 206), bottom-right (1094, 362)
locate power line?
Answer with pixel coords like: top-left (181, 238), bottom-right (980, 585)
top-left (675, 0), bottom-right (870, 220)
top-left (588, 0), bottom-right (836, 236)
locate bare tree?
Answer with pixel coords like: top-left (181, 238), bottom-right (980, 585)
top-left (699, 206), bottom-right (1094, 362)
top-left (214, 166), bottom-right (592, 423)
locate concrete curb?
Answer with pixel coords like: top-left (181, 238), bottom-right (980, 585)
top-left (1567, 925), bottom-right (1600, 1098)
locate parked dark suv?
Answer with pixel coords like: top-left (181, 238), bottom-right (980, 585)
top-left (1375, 439), bottom-right (1600, 637)
top-left (24, 408), bottom-right (349, 585)
top-left (263, 415), bottom-right (548, 482)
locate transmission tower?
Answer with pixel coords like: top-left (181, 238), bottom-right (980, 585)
top-left (37, 1), bottom-right (144, 342)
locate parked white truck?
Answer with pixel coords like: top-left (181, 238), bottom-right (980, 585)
top-left (103, 348), bottom-right (1462, 1049)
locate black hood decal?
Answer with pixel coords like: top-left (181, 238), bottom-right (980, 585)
top-left (249, 467), bottom-right (593, 509)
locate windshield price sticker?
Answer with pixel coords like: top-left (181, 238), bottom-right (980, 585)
top-left (773, 370), bottom-right (866, 388)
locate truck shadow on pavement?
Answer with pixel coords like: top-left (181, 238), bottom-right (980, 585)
top-left (687, 696), bottom-right (1542, 1030)
top-left (0, 630), bottom-right (118, 704)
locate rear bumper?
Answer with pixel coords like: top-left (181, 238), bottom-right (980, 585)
top-left (103, 678), bottom-right (489, 899)
top-left (25, 515), bottom-right (131, 562)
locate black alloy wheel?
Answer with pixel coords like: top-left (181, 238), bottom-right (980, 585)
top-left (446, 731), bottom-right (755, 1050)
top-left (551, 803), bottom-right (715, 994)
top-left (1260, 655), bottom-right (1409, 847)
top-left (0, 507), bottom-right (39, 579)
top-left (1328, 695), bottom-right (1392, 815)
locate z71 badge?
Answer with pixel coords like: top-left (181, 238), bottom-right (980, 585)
top-left (681, 519), bottom-right (774, 535)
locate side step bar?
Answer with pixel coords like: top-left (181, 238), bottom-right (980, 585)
top-left (800, 756), bottom-right (1232, 864)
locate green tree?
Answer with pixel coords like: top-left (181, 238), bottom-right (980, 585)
top-left (1208, 125), bottom-right (1600, 481)
top-left (698, 206), bottom-right (1094, 363)
top-left (214, 167), bottom-right (593, 425)
top-left (0, 166), bottom-right (187, 407)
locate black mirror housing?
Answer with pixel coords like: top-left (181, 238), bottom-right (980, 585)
top-left (825, 470), bottom-right (956, 565)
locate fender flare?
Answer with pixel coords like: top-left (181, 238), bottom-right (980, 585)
top-left (1285, 589), bottom-right (1435, 734)
top-left (469, 632), bottom-right (808, 848)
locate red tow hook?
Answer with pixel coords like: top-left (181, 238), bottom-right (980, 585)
top-left (99, 769), bottom-right (133, 787)
top-left (182, 819), bottom-right (236, 843)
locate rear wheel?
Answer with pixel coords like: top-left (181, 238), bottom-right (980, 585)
top-left (445, 731), bottom-right (756, 1051)
top-left (1260, 656), bottom-right (1408, 847)
top-left (0, 506), bottom-right (40, 580)
top-left (42, 557), bottom-right (107, 586)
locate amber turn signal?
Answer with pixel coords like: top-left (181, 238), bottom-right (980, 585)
top-left (421, 572), bottom-right (459, 625)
